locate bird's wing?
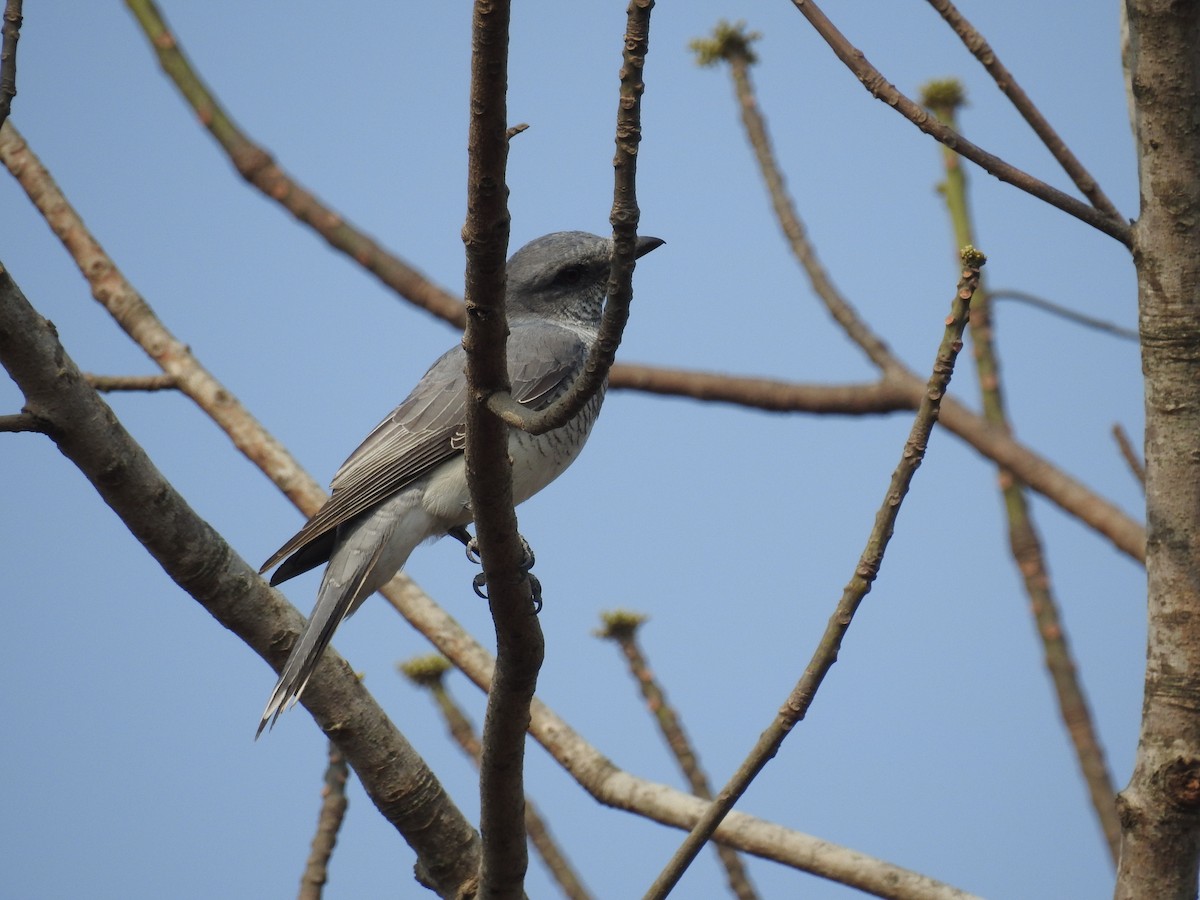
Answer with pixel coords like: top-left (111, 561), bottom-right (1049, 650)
top-left (506, 323), bottom-right (590, 412)
top-left (261, 326), bottom-right (589, 581)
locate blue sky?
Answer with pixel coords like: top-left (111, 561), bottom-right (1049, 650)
top-left (1, 2), bottom-right (1143, 898)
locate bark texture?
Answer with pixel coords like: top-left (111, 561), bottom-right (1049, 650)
top-left (1118, 2), bottom-right (1200, 896)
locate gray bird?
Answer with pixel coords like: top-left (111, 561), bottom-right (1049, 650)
top-left (257, 231), bottom-right (663, 734)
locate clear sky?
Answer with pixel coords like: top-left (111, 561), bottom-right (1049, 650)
top-left (1, 2), bottom-right (1143, 898)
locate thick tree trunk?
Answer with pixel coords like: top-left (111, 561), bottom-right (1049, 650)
top-left (1117, 2), bottom-right (1200, 897)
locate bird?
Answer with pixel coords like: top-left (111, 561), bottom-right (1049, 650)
top-left (256, 230), bottom-right (664, 735)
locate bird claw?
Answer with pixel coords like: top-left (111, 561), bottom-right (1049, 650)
top-left (528, 573), bottom-right (543, 614)
top-left (466, 532), bottom-right (542, 613)
top-left (448, 526), bottom-right (483, 564)
top-left (472, 572), bottom-right (489, 599)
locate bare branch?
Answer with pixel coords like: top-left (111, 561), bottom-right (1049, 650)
top-left (401, 657), bottom-right (595, 900)
top-left (922, 0), bottom-right (1124, 221)
top-left (1112, 423), bottom-right (1146, 489)
top-left (0, 122), bottom-right (327, 519)
top-left (692, 25), bottom-right (895, 372)
top-left (85, 373), bottom-right (178, 392)
top-left (459, 3), bottom-right (539, 897)
top-left (612, 368), bottom-right (908, 413)
top-left (0, 0), bottom-right (22, 130)
top-left (926, 86), bottom-right (1120, 862)
top-left (0, 263), bottom-right (482, 899)
top-left (645, 249), bottom-right (986, 899)
top-left (990, 289), bottom-right (1138, 341)
top-left (123, 0), bottom-right (467, 328)
top-left (381, 582), bottom-right (981, 900)
top-left (298, 742), bottom-right (350, 900)
top-left (691, 29), bottom-right (1145, 563)
top-left (786, 1), bottom-right (1132, 247)
top-left (0, 411), bottom-right (40, 432)
top-left (598, 612), bottom-right (760, 900)
top-left (488, 0), bottom-right (654, 437)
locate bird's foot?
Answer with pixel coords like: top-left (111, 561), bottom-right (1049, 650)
top-left (472, 571), bottom-right (542, 613)
top-left (466, 532), bottom-right (542, 613)
top-left (448, 525), bottom-right (483, 564)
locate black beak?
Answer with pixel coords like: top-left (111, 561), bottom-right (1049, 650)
top-left (635, 235), bottom-right (666, 258)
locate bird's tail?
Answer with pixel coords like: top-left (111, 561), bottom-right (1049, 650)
top-left (256, 497), bottom-right (426, 737)
top-left (256, 547), bottom-right (381, 738)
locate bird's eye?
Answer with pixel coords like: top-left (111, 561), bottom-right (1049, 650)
top-left (552, 264), bottom-right (587, 287)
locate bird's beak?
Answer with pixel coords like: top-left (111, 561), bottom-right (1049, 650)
top-left (635, 235), bottom-right (666, 258)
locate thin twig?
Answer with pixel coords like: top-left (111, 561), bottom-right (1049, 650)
top-left (644, 249), bottom-right (986, 900)
top-left (85, 373), bottom-right (179, 392)
top-left (401, 657), bottom-right (594, 900)
top-left (0, 411), bottom-right (40, 432)
top-left (1112, 423), bottom-right (1146, 489)
top-left (923, 0), bottom-right (1124, 221)
top-left (598, 612), bottom-right (759, 900)
top-left (787, 0), bottom-right (1132, 247)
top-left (613, 369), bottom-right (906, 413)
top-left (298, 741), bottom-right (350, 900)
top-left (693, 23), bottom-right (896, 372)
top-left (123, 0), bottom-right (467, 328)
top-left (690, 25), bottom-right (1145, 563)
top-left (488, 0), bottom-right (654, 437)
top-left (0, 0), bottom-right (22, 130)
top-left (382, 583), bottom-right (981, 900)
top-left (925, 81), bottom-right (1120, 864)
top-left (0, 122), bottom-right (328, 518)
top-left (990, 289), bottom-right (1138, 341)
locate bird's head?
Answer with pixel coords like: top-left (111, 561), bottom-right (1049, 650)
top-left (505, 231), bottom-right (664, 329)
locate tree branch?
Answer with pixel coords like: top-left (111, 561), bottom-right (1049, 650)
top-left (689, 28), bottom-right (1145, 563)
top-left (611, 368), bottom-right (904, 413)
top-left (123, 0), bottom-right (467, 328)
top-left (922, 0), bottom-right (1124, 221)
top-left (0, 0), bottom-right (22, 131)
top-left (379, 581), bottom-right (981, 900)
top-left (298, 741), bottom-right (350, 900)
top-left (0, 263), bottom-right (482, 900)
top-left (644, 248), bottom-right (986, 899)
top-left (85, 373), bottom-right (178, 392)
top-left (459, 3), bottom-right (538, 898)
top-left (787, 0), bottom-right (1132, 247)
top-left (598, 612), bottom-right (759, 900)
top-left (990, 289), bottom-right (1139, 341)
top-left (0, 411), bottom-right (40, 432)
top-left (0, 121), bottom-right (326, 519)
top-left (925, 80), bottom-right (1120, 863)
top-left (402, 657), bottom-right (595, 900)
top-left (487, 0), bottom-right (654, 437)
top-left (1112, 422), bottom-right (1146, 490)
